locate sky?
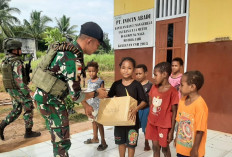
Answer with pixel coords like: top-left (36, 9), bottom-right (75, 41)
top-left (10, 0), bottom-right (114, 45)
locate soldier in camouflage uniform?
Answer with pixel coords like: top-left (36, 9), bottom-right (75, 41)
top-left (0, 39), bottom-right (41, 140)
top-left (33, 22), bottom-right (108, 157)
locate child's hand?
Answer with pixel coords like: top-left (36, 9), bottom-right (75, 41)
top-left (173, 138), bottom-right (177, 147)
top-left (97, 88), bottom-right (108, 99)
top-left (190, 147), bottom-right (198, 157)
top-left (82, 101), bottom-right (94, 119)
top-left (167, 130), bottom-right (174, 143)
top-left (129, 108), bottom-right (137, 121)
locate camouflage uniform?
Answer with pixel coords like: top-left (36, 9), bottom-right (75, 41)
top-left (2, 54), bottom-right (34, 128)
top-left (33, 41), bottom-right (84, 157)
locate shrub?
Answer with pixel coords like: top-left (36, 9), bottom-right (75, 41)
top-left (84, 54), bottom-right (114, 71)
top-left (36, 51), bottom-right (46, 58)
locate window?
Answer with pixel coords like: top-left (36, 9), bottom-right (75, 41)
top-left (156, 0), bottom-right (188, 19)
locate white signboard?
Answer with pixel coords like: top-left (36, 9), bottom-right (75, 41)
top-left (15, 38), bottom-right (37, 59)
top-left (114, 9), bottom-right (154, 50)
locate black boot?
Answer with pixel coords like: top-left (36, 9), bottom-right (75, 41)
top-left (0, 121), bottom-right (7, 140)
top-left (24, 128), bottom-right (41, 138)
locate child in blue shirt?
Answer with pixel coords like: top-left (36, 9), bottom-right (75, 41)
top-left (84, 61), bottom-right (107, 151)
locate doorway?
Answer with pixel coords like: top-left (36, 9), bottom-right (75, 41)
top-left (155, 17), bottom-right (186, 66)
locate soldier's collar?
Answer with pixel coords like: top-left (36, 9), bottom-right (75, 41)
top-left (72, 40), bottom-right (83, 53)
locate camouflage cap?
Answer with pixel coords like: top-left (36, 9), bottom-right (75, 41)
top-left (3, 39), bottom-right (22, 51)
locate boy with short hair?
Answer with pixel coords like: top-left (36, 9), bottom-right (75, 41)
top-left (146, 62), bottom-right (179, 157)
top-left (175, 71), bottom-right (208, 157)
top-left (135, 64), bottom-right (153, 151)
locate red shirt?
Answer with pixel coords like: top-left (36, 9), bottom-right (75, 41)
top-left (148, 85), bottom-right (179, 128)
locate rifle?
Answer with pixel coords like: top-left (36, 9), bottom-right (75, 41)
top-left (82, 66), bottom-right (87, 88)
top-left (24, 54), bottom-right (33, 84)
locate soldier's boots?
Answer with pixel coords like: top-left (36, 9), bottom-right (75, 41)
top-left (24, 128), bottom-right (41, 138)
top-left (0, 121), bottom-right (7, 140)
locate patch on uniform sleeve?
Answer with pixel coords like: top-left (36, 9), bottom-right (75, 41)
top-left (75, 61), bottom-right (82, 81)
top-left (128, 129), bottom-right (138, 145)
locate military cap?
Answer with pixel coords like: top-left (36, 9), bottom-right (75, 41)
top-left (80, 22), bottom-right (106, 48)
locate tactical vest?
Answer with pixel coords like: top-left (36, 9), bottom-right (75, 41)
top-left (31, 42), bottom-right (83, 99)
top-left (0, 56), bottom-right (26, 90)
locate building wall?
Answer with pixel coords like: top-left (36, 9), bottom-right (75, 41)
top-left (114, 48), bottom-right (153, 81)
top-left (187, 41), bottom-right (232, 133)
top-left (114, 0), bottom-right (154, 16)
top-left (187, 0), bottom-right (232, 133)
top-left (188, 0), bottom-right (232, 43)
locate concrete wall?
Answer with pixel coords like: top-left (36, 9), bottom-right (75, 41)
top-left (114, 48), bottom-right (153, 81)
top-left (187, 41), bottom-right (232, 133)
top-left (114, 0), bottom-right (154, 16)
top-left (188, 0), bottom-right (232, 43)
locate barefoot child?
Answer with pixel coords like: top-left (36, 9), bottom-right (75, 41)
top-left (84, 61), bottom-right (108, 151)
top-left (169, 57), bottom-right (183, 98)
top-left (175, 71), bottom-right (208, 157)
top-left (135, 64), bottom-right (152, 151)
top-left (108, 57), bottom-right (147, 157)
top-left (146, 62), bottom-right (179, 157)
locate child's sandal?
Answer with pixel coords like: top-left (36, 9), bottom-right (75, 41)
top-left (97, 144), bottom-right (108, 151)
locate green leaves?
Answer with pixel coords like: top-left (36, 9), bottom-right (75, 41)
top-left (0, 0), bottom-right (21, 37)
top-left (55, 15), bottom-right (78, 37)
top-left (44, 28), bottom-right (66, 45)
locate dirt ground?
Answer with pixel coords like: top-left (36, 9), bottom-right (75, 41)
top-left (0, 92), bottom-right (93, 153)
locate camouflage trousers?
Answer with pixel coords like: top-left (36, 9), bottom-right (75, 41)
top-left (3, 99), bottom-right (34, 128)
top-left (36, 100), bottom-right (71, 157)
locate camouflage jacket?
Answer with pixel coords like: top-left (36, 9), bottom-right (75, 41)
top-left (33, 41), bottom-right (84, 104)
top-left (3, 54), bottom-right (32, 103)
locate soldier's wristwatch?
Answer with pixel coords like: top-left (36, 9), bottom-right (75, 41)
top-left (93, 90), bottom-right (99, 98)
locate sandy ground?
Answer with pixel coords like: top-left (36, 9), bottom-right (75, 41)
top-left (0, 92), bottom-right (92, 153)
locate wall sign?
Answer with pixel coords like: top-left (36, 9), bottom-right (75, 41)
top-left (15, 38), bottom-right (37, 59)
top-left (114, 9), bottom-right (154, 50)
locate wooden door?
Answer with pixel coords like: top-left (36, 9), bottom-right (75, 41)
top-left (155, 17), bottom-right (186, 66)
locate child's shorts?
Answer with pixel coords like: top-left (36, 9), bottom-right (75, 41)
top-left (145, 122), bottom-right (170, 147)
top-left (114, 126), bottom-right (139, 148)
top-left (177, 153), bottom-right (190, 157)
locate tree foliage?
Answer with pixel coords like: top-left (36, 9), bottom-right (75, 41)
top-left (0, 0), bottom-right (20, 37)
top-left (55, 15), bottom-right (77, 37)
top-left (44, 28), bottom-right (66, 46)
top-left (23, 10), bottom-right (52, 50)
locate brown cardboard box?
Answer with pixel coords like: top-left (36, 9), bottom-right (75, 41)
top-left (96, 96), bottom-right (137, 126)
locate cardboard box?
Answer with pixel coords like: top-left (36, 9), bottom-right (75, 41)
top-left (96, 96), bottom-right (137, 126)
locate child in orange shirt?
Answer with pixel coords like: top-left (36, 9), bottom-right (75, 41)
top-left (175, 71), bottom-right (208, 157)
top-left (146, 62), bottom-right (179, 157)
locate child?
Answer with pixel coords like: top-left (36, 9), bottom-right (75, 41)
top-left (146, 62), bottom-right (179, 157)
top-left (169, 57), bottom-right (183, 98)
top-left (108, 57), bottom-right (147, 157)
top-left (175, 71), bottom-right (208, 157)
top-left (84, 61), bottom-right (108, 151)
top-left (135, 64), bottom-right (153, 151)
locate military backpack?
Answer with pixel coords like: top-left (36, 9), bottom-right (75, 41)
top-left (31, 42), bottom-right (83, 99)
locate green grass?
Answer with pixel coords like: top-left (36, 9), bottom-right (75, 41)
top-left (84, 54), bottom-right (114, 71)
top-left (0, 108), bottom-right (12, 114)
top-left (69, 113), bottom-right (88, 122)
